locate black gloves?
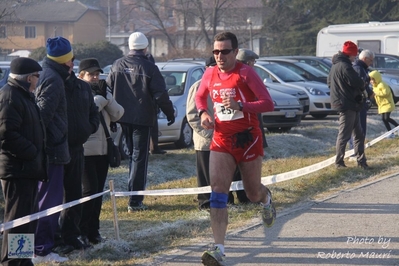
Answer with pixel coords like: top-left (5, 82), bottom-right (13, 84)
top-left (167, 116), bottom-right (175, 126)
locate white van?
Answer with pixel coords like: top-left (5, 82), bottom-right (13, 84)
top-left (316, 21), bottom-right (399, 57)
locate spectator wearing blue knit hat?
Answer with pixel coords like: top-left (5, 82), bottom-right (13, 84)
top-left (33, 36), bottom-right (75, 264)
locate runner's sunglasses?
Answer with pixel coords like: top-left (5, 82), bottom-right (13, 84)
top-left (212, 49), bottom-right (234, 55)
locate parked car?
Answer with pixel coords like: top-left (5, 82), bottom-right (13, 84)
top-left (155, 61), bottom-right (205, 148)
top-left (254, 62), bottom-right (335, 119)
top-left (259, 58), bottom-right (328, 84)
top-left (264, 87), bottom-right (303, 132)
top-left (263, 56), bottom-right (332, 74)
top-left (296, 56), bottom-right (399, 103)
top-left (267, 83), bottom-right (310, 115)
top-left (0, 63), bottom-right (10, 88)
top-left (369, 53), bottom-right (399, 76)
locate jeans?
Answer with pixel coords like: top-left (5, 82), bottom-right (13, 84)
top-left (336, 110), bottom-right (366, 166)
top-left (122, 123), bottom-right (151, 206)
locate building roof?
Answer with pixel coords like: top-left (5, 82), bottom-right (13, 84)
top-left (0, 1), bottom-right (103, 23)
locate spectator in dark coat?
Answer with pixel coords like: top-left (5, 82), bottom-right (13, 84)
top-left (0, 57), bottom-right (47, 266)
top-left (107, 32), bottom-right (175, 212)
top-left (352, 49), bottom-right (375, 136)
top-left (55, 69), bottom-right (99, 252)
top-left (348, 50), bottom-right (375, 155)
top-left (327, 41), bottom-right (368, 169)
top-left (33, 36), bottom-right (73, 264)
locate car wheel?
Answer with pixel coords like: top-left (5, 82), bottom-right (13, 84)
top-left (118, 132), bottom-right (130, 160)
top-left (311, 114), bottom-right (328, 119)
top-left (174, 118), bottom-right (193, 148)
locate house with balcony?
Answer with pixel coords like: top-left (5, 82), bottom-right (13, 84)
top-left (0, 1), bottom-right (106, 59)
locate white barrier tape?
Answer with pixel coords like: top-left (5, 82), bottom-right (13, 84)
top-left (0, 190), bottom-right (109, 232)
top-left (113, 127), bottom-right (399, 197)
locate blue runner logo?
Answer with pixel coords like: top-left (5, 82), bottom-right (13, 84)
top-left (8, 234), bottom-right (34, 258)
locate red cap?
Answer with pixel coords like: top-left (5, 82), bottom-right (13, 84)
top-left (342, 41), bottom-right (358, 56)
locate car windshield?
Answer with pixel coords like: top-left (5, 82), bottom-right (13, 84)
top-left (161, 71), bottom-right (187, 96)
top-left (258, 63), bottom-right (307, 82)
top-left (294, 62), bottom-right (328, 77)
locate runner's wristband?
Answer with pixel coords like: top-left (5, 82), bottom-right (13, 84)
top-left (198, 109), bottom-right (207, 117)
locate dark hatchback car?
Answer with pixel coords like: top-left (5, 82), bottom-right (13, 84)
top-left (266, 56), bottom-right (332, 74)
top-left (259, 58), bottom-right (328, 84)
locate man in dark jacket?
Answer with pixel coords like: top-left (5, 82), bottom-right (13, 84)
top-left (352, 49), bottom-right (375, 137)
top-left (57, 71), bottom-right (99, 251)
top-left (107, 32), bottom-right (175, 212)
top-left (33, 36), bottom-right (72, 263)
top-left (0, 57), bottom-right (47, 266)
top-left (327, 41), bottom-right (368, 169)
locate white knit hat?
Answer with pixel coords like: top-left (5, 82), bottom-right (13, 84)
top-left (128, 32), bottom-right (149, 50)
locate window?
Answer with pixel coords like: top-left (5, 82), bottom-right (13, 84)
top-left (0, 26), bottom-right (5, 39)
top-left (25, 26), bottom-right (36, 39)
top-left (357, 40), bottom-right (381, 54)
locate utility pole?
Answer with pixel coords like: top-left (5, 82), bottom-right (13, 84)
top-left (247, 18), bottom-right (253, 51)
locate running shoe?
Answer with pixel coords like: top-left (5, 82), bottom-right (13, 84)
top-left (201, 246), bottom-right (226, 266)
top-left (261, 188), bottom-right (276, 227)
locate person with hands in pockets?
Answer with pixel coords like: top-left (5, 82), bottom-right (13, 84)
top-left (78, 58), bottom-right (124, 245)
top-left (195, 31), bottom-right (275, 266)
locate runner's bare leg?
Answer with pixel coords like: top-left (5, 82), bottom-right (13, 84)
top-left (238, 156), bottom-right (268, 204)
top-left (209, 151), bottom-right (236, 245)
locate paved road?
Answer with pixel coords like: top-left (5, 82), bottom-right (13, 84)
top-left (149, 174), bottom-right (399, 266)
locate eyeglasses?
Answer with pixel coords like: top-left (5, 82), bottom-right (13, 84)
top-left (212, 49), bottom-right (234, 55)
top-left (31, 74), bottom-right (40, 78)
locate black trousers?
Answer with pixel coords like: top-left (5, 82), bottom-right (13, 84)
top-left (122, 123), bottom-right (151, 206)
top-left (80, 155), bottom-right (109, 238)
top-left (382, 112), bottom-right (399, 131)
top-left (1, 179), bottom-right (38, 266)
top-left (59, 147), bottom-right (84, 243)
top-left (336, 110), bottom-right (366, 166)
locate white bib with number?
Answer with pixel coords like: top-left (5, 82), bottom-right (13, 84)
top-left (214, 102), bottom-right (244, 121)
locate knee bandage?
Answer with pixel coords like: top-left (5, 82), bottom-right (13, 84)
top-left (210, 191), bottom-right (228, 208)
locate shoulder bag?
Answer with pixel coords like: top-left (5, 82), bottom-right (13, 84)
top-left (99, 113), bottom-right (121, 168)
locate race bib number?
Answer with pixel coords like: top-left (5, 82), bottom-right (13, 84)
top-left (214, 102), bottom-right (244, 121)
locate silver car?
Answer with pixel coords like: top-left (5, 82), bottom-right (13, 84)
top-left (155, 62), bottom-right (205, 148)
top-left (254, 62), bottom-right (336, 119)
top-left (264, 87), bottom-right (303, 132)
